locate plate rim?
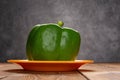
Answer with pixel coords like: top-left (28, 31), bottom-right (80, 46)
top-left (7, 59), bottom-right (94, 64)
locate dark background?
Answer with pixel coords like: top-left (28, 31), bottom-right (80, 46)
top-left (0, 0), bottom-right (120, 62)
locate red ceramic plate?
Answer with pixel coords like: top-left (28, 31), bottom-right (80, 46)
top-left (8, 60), bottom-right (94, 71)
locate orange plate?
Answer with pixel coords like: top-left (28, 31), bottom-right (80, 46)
top-left (8, 60), bottom-right (94, 71)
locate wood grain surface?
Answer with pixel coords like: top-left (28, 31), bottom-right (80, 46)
top-left (0, 63), bottom-right (120, 80)
top-left (79, 63), bottom-right (120, 80)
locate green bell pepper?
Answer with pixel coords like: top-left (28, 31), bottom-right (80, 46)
top-left (26, 21), bottom-right (81, 61)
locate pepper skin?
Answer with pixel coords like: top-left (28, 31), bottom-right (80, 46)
top-left (26, 21), bottom-right (81, 61)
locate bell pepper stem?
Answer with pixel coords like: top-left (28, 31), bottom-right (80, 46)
top-left (57, 21), bottom-right (64, 27)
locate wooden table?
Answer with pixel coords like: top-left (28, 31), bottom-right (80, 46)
top-left (0, 63), bottom-right (120, 80)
